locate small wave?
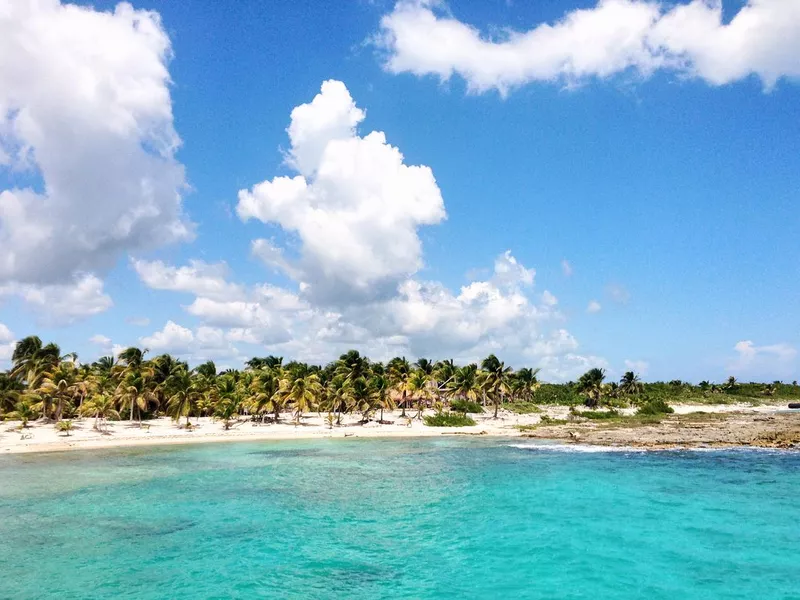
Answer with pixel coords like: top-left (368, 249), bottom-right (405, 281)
top-left (509, 443), bottom-right (798, 454)
top-left (508, 443), bottom-right (649, 453)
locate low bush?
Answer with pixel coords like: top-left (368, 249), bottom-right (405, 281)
top-left (579, 410), bottom-right (620, 420)
top-left (423, 412), bottom-right (477, 427)
top-left (450, 399), bottom-right (484, 414)
top-left (538, 415), bottom-right (568, 426)
top-left (637, 399), bottom-right (674, 415)
top-left (504, 402), bottom-right (542, 414)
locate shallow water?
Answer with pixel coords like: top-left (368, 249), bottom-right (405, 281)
top-left (0, 438), bottom-right (798, 599)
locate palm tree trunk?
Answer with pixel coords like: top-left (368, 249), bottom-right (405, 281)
top-left (129, 395), bottom-right (135, 422)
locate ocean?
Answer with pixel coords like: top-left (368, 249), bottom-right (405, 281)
top-left (0, 438), bottom-right (798, 599)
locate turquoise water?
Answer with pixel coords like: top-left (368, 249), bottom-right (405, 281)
top-left (0, 439), bottom-right (798, 599)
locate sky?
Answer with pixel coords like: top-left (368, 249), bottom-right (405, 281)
top-left (1, 0), bottom-right (799, 382)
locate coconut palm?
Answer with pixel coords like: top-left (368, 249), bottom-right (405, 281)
top-left (0, 373), bottom-right (23, 418)
top-left (7, 398), bottom-right (38, 427)
top-left (408, 370), bottom-right (432, 419)
top-left (449, 364), bottom-right (480, 403)
top-left (278, 372), bottom-right (321, 424)
top-left (513, 367), bottom-right (541, 402)
top-left (166, 369), bottom-right (202, 425)
top-left (79, 394), bottom-right (120, 431)
top-left (38, 360), bottom-right (79, 421)
top-left (578, 368), bottom-right (606, 408)
top-left (481, 354), bottom-right (513, 418)
top-left (388, 357), bottom-right (412, 417)
top-left (116, 370), bottom-right (157, 425)
top-left (249, 367), bottom-right (282, 422)
top-left (371, 374), bottom-right (395, 422)
top-left (619, 371), bottom-right (644, 396)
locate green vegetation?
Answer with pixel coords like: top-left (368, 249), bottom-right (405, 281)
top-left (636, 399), bottom-right (674, 416)
top-left (423, 413), bottom-right (477, 427)
top-left (56, 420), bottom-right (73, 436)
top-left (537, 415), bottom-right (569, 426)
top-left (450, 399), bottom-right (484, 414)
top-left (1, 335), bottom-right (796, 432)
top-left (503, 401), bottom-right (542, 414)
top-left (577, 409), bottom-right (620, 420)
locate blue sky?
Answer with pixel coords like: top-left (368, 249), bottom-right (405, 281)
top-left (1, 0), bottom-right (799, 382)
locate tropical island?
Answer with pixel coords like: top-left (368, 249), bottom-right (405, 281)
top-left (2, 335), bottom-right (798, 453)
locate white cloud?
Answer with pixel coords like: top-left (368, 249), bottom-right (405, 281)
top-left (624, 359), bottom-right (649, 375)
top-left (237, 79), bottom-right (446, 304)
top-left (541, 290), bottom-right (558, 306)
top-left (376, 0), bottom-right (800, 95)
top-left (139, 320), bottom-right (241, 361)
top-left (538, 353), bottom-right (610, 382)
top-left (0, 0), bottom-right (190, 319)
top-left (89, 334), bottom-right (112, 346)
top-left (0, 274), bottom-right (112, 324)
top-left (561, 259), bottom-right (573, 277)
top-left (0, 322), bottom-right (14, 364)
top-left (587, 300), bottom-right (602, 313)
top-left (140, 320), bottom-right (195, 353)
top-left (728, 340), bottom-right (797, 378)
top-left (134, 82), bottom-right (602, 377)
top-left (131, 259), bottom-right (244, 301)
top-left (89, 334), bottom-right (113, 356)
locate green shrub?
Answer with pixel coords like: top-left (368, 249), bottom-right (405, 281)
top-left (579, 410), bottom-right (620, 420)
top-left (423, 412), bottom-right (477, 427)
top-left (504, 402), bottom-right (542, 414)
top-left (450, 399), bottom-right (484, 414)
top-left (637, 399), bottom-right (674, 416)
top-left (538, 415), bottom-right (568, 426)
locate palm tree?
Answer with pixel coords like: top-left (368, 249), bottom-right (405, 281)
top-left (11, 337), bottom-right (63, 419)
top-left (513, 367), bottom-right (541, 402)
top-left (337, 350), bottom-right (370, 382)
top-left (578, 368), bottom-right (606, 408)
top-left (38, 360), bottom-right (79, 421)
top-left (0, 373), bottom-right (23, 418)
top-left (481, 354), bottom-right (513, 418)
top-left (249, 367), bottom-right (282, 422)
top-left (409, 370), bottom-right (432, 419)
top-left (371, 374), bottom-right (395, 422)
top-left (7, 398), bottom-right (37, 428)
top-left (79, 394), bottom-right (119, 431)
top-left (619, 371), bottom-right (643, 396)
top-left (388, 357), bottom-right (412, 417)
top-left (278, 372), bottom-right (321, 424)
top-left (449, 364), bottom-right (480, 403)
top-left (166, 370), bottom-right (202, 425)
top-left (214, 375), bottom-right (242, 430)
top-left (116, 370), bottom-right (157, 425)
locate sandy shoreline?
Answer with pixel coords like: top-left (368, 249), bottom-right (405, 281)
top-left (2, 403), bottom-right (797, 455)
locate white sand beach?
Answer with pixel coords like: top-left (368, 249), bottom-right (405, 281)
top-left (1, 403), bottom-right (792, 454)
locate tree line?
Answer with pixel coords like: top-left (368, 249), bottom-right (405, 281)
top-left (1, 336), bottom-right (794, 431)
